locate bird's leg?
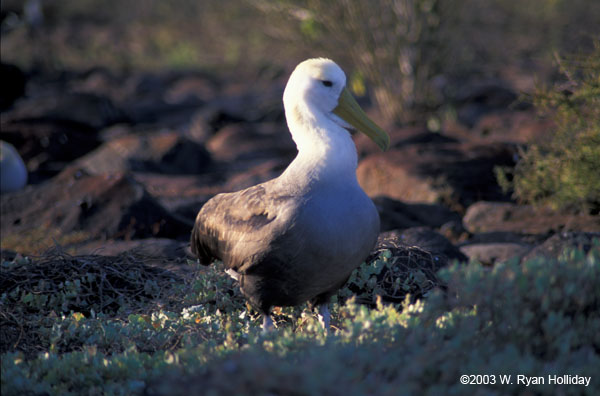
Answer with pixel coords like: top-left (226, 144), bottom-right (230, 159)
top-left (225, 268), bottom-right (240, 281)
top-left (262, 313), bottom-right (274, 333)
top-left (317, 304), bottom-right (330, 332)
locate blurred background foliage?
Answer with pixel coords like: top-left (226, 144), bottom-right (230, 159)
top-left (2, 0), bottom-right (599, 120)
top-left (497, 45), bottom-right (600, 213)
top-left (1, 0), bottom-right (599, 211)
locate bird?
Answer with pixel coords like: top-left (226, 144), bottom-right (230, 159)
top-left (191, 58), bottom-right (389, 332)
top-left (1, 141), bottom-right (28, 193)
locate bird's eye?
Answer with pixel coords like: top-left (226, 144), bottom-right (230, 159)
top-left (321, 80), bottom-right (333, 87)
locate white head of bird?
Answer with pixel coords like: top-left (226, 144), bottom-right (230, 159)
top-left (282, 58), bottom-right (389, 184)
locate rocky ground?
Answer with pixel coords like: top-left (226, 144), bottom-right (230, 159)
top-left (1, 63), bottom-right (598, 272)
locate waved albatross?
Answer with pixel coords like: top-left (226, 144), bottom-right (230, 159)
top-left (191, 58), bottom-right (390, 331)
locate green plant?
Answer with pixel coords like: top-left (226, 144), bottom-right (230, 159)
top-left (496, 42), bottom-right (600, 213)
top-left (496, 44), bottom-right (600, 213)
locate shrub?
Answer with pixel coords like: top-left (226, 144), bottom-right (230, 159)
top-left (497, 44), bottom-right (600, 213)
top-left (253, 0), bottom-right (445, 121)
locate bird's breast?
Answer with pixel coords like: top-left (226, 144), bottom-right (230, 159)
top-left (293, 184), bottom-right (379, 276)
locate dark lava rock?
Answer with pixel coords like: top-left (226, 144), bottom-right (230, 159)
top-left (0, 119), bottom-right (102, 183)
top-left (121, 97), bottom-right (203, 128)
top-left (354, 125), bottom-right (430, 159)
top-left (522, 232), bottom-right (600, 262)
top-left (70, 131), bottom-right (212, 175)
top-left (0, 170), bottom-right (192, 254)
top-left (453, 78), bottom-right (518, 128)
top-left (206, 122), bottom-right (296, 163)
top-left (211, 81), bottom-right (285, 123)
top-left (182, 109), bottom-right (214, 144)
top-left (126, 70), bottom-right (218, 103)
top-left (373, 196), bottom-right (462, 232)
top-left (463, 201), bottom-right (600, 234)
top-left (65, 67), bottom-right (128, 102)
top-left (0, 63), bottom-right (26, 110)
top-left (132, 173), bottom-right (224, 222)
top-left (76, 70), bottom-right (218, 129)
top-left (3, 92), bottom-right (124, 130)
top-left (164, 73), bottom-right (219, 104)
top-left (357, 142), bottom-right (515, 210)
top-left (472, 110), bottom-right (552, 144)
top-left (463, 231), bottom-right (543, 245)
top-left (459, 242), bottom-right (533, 266)
top-left (0, 87), bottom-right (125, 182)
top-left (223, 159), bottom-right (289, 192)
top-left (457, 231), bottom-right (547, 265)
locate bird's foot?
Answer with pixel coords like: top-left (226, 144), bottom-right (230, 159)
top-left (262, 314), bottom-right (274, 333)
top-left (317, 304), bottom-right (330, 333)
top-left (225, 268), bottom-right (240, 281)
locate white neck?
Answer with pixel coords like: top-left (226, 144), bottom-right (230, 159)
top-left (280, 101), bottom-right (358, 190)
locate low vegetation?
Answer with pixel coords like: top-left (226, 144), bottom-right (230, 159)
top-left (2, 243), bottom-right (599, 395)
top-left (497, 45), bottom-right (600, 213)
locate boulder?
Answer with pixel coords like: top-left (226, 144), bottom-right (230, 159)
top-left (452, 78), bottom-right (518, 128)
top-left (472, 110), bottom-right (552, 144)
top-left (0, 119), bottom-right (102, 183)
top-left (132, 173), bottom-right (224, 222)
top-left (464, 231), bottom-right (542, 245)
top-left (212, 80), bottom-right (285, 123)
top-left (463, 201), bottom-right (600, 234)
top-left (223, 159), bottom-right (289, 192)
top-left (66, 67), bottom-right (129, 103)
top-left (69, 131), bottom-right (211, 175)
top-left (373, 196), bottom-right (462, 232)
top-left (357, 142), bottom-right (515, 209)
top-left (459, 243), bottom-right (533, 266)
top-left (122, 97), bottom-right (204, 128)
top-left (522, 232), bottom-right (600, 262)
top-left (109, 70), bottom-right (214, 128)
top-left (0, 170), bottom-right (191, 255)
top-left (182, 109), bottom-right (214, 144)
top-left (353, 125), bottom-right (438, 159)
top-left (357, 151), bottom-right (439, 203)
top-left (206, 122), bottom-right (296, 163)
top-left (3, 91), bottom-right (124, 130)
top-left (164, 73), bottom-right (219, 104)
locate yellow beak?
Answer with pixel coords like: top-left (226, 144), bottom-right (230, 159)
top-left (333, 88), bottom-right (390, 151)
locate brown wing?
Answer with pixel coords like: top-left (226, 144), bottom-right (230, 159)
top-left (190, 181), bottom-right (299, 272)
